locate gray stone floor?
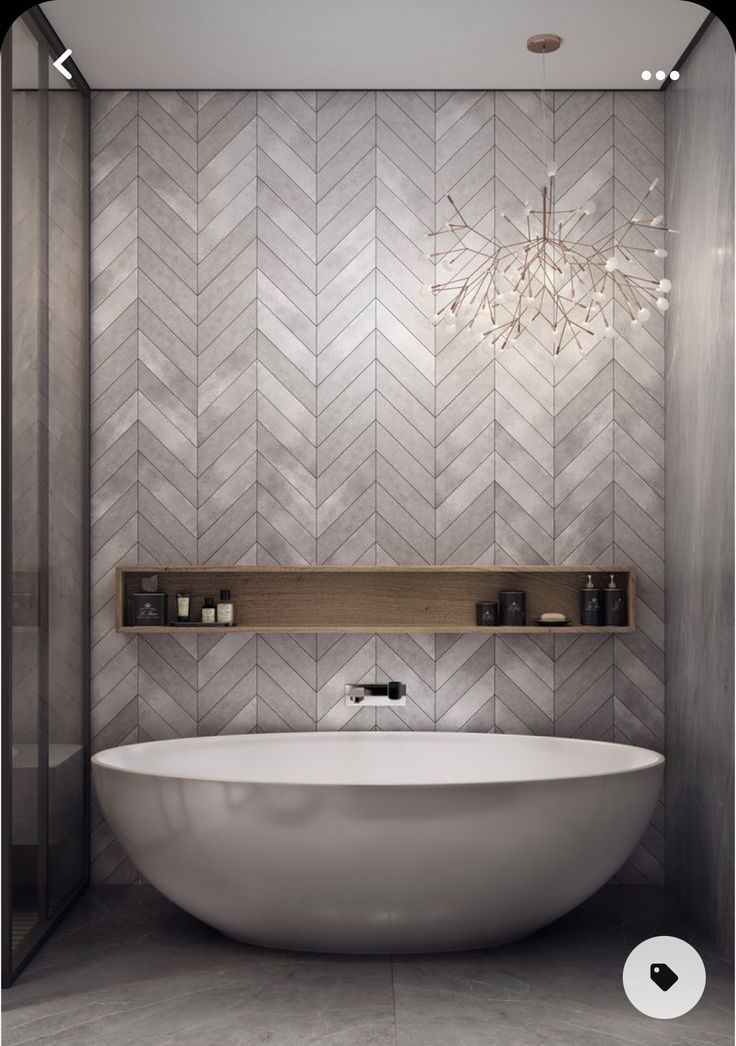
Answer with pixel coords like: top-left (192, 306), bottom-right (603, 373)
top-left (2, 886), bottom-right (733, 1045)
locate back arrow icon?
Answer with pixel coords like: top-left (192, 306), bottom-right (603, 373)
top-left (53, 49), bottom-right (73, 80)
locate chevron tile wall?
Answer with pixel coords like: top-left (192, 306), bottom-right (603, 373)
top-left (91, 89), bottom-right (665, 883)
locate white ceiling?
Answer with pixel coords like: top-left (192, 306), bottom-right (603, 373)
top-left (40, 0), bottom-right (708, 90)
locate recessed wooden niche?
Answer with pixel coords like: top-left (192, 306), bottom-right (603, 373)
top-left (115, 565), bottom-right (635, 634)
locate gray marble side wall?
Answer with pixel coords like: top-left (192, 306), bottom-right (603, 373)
top-left (665, 18), bottom-right (735, 956)
top-left (90, 90), bottom-right (666, 883)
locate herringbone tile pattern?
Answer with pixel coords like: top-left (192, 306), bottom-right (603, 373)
top-left (258, 91), bottom-right (317, 567)
top-left (435, 91), bottom-right (495, 566)
top-left (198, 92), bottom-right (258, 565)
top-left (494, 91), bottom-right (554, 566)
top-left (91, 90), bottom-right (665, 884)
top-left (376, 91), bottom-right (435, 565)
top-left (317, 92), bottom-right (376, 566)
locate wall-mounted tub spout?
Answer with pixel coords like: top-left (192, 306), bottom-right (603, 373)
top-left (345, 682), bottom-right (407, 706)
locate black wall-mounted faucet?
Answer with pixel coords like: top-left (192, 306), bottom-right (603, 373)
top-left (345, 681), bottom-right (407, 705)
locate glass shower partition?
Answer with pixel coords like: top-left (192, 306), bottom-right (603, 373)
top-left (1, 8), bottom-right (90, 986)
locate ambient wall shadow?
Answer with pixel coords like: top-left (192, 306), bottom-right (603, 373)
top-left (90, 89), bottom-right (665, 883)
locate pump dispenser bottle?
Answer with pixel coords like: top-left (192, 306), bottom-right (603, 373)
top-left (580, 573), bottom-right (603, 626)
top-left (603, 574), bottom-right (625, 626)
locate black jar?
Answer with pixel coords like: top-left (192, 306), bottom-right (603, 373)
top-left (132, 592), bottom-right (166, 626)
top-left (476, 601), bottom-right (498, 626)
top-left (499, 590), bottom-right (526, 626)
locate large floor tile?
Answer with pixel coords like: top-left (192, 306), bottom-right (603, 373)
top-left (2, 886), bottom-right (733, 1046)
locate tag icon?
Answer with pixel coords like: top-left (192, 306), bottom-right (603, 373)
top-left (624, 937), bottom-right (705, 1019)
top-left (650, 963), bottom-right (678, 992)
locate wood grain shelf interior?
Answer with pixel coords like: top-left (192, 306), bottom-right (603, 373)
top-left (116, 565), bottom-right (635, 634)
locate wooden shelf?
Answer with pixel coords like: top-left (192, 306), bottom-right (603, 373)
top-left (116, 565), bottom-right (635, 634)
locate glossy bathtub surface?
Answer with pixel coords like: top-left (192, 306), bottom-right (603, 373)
top-left (92, 732), bottom-right (664, 953)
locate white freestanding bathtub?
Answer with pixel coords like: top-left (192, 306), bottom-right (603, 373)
top-left (92, 732), bottom-right (663, 953)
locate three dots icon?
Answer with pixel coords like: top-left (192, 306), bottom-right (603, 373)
top-left (642, 69), bottom-right (680, 81)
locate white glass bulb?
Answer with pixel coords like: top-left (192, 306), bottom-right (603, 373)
top-left (630, 318), bottom-right (642, 331)
top-left (658, 278), bottom-right (672, 293)
top-left (442, 257), bottom-right (455, 272)
top-left (650, 214), bottom-right (664, 226)
top-left (582, 200), bottom-right (597, 216)
top-left (592, 290), bottom-right (606, 302)
top-left (654, 248), bottom-right (668, 258)
top-left (522, 295), bottom-right (536, 307)
top-left (444, 310), bottom-right (457, 327)
top-left (419, 284), bottom-right (432, 300)
top-left (605, 257), bottom-right (618, 272)
top-left (649, 178), bottom-right (659, 192)
top-left (656, 297), bottom-right (670, 312)
top-left (603, 325), bottom-right (615, 340)
top-left (546, 161), bottom-right (558, 177)
top-left (636, 307), bottom-right (651, 323)
top-left (433, 313), bottom-right (443, 323)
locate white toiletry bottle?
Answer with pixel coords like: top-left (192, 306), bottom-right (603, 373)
top-left (216, 589), bottom-right (234, 625)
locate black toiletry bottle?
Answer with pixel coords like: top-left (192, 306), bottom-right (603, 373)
top-left (580, 574), bottom-right (603, 626)
top-left (603, 573), bottom-right (626, 626)
top-left (499, 590), bottom-right (525, 626)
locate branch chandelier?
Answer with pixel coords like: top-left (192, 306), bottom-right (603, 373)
top-left (427, 33), bottom-right (675, 354)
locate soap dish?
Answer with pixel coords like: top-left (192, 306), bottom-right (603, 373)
top-left (169, 621), bottom-right (238, 627)
top-left (533, 617), bottom-right (572, 627)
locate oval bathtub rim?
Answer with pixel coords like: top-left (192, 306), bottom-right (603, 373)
top-left (91, 732), bottom-right (665, 789)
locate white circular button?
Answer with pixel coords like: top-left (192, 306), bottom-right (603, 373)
top-left (623, 936), bottom-right (706, 1019)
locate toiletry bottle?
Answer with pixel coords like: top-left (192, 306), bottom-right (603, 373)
top-left (176, 592), bottom-right (191, 622)
top-left (603, 574), bottom-right (626, 626)
top-left (216, 589), bottom-right (234, 625)
top-left (580, 574), bottom-right (603, 626)
top-left (201, 597), bottom-right (216, 624)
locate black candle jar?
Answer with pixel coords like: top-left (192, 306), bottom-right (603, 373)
top-left (499, 590), bottom-right (526, 626)
top-left (476, 601), bottom-right (498, 626)
top-left (132, 592), bottom-right (166, 626)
